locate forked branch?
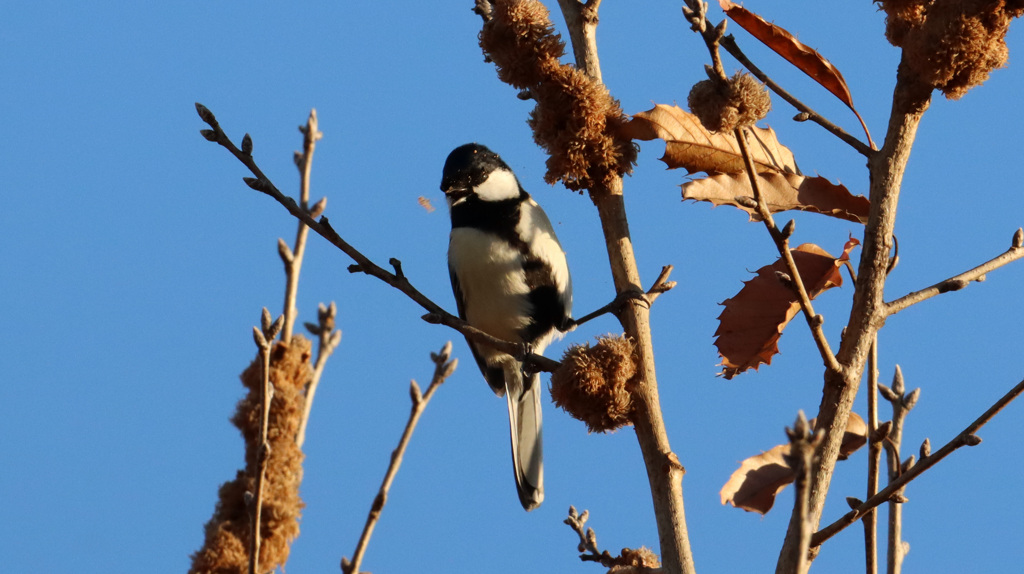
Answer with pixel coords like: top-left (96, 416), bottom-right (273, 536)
top-left (812, 377), bottom-right (1024, 546)
top-left (342, 343), bottom-right (457, 574)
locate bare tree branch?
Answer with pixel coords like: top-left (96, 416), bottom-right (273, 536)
top-left (812, 377), bottom-right (1024, 547)
top-left (280, 109), bottom-right (324, 343)
top-left (296, 302), bottom-right (341, 447)
top-left (550, 3), bottom-right (696, 572)
top-left (735, 128), bottom-right (843, 376)
top-left (342, 343), bottom-right (457, 574)
top-left (248, 309), bottom-right (283, 574)
top-left (195, 103), bottom-right (558, 374)
top-left (885, 231), bottom-right (1024, 316)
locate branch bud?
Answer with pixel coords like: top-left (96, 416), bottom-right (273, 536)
top-left (199, 129), bottom-right (218, 142)
top-left (846, 496), bottom-right (863, 509)
top-left (278, 238), bottom-right (294, 263)
top-left (310, 197), bottom-right (328, 218)
top-left (241, 133), bottom-right (253, 155)
top-left (1013, 227), bottom-right (1023, 249)
top-left (793, 112), bottom-right (811, 122)
top-left (903, 387), bottom-right (921, 411)
top-left (891, 364), bottom-right (905, 394)
top-left (195, 102), bottom-right (215, 124)
top-left (919, 438), bottom-right (931, 459)
top-left (409, 380), bottom-right (423, 405)
top-left (964, 434), bottom-right (983, 446)
top-left (781, 219), bottom-right (796, 240)
top-left (734, 195), bottom-right (758, 209)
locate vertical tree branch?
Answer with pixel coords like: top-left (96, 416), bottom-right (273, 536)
top-left (863, 337), bottom-right (881, 574)
top-left (281, 110), bottom-right (323, 343)
top-left (555, 2), bottom-right (695, 573)
top-left (777, 58), bottom-right (932, 571)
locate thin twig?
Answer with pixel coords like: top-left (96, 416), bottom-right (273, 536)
top-left (734, 128), bottom-right (843, 375)
top-left (812, 377), bottom-right (1024, 547)
top-left (880, 366), bottom-right (915, 574)
top-left (341, 343), bottom-right (457, 574)
top-left (296, 302), bottom-right (342, 447)
top-left (568, 265), bottom-right (676, 329)
top-left (885, 231), bottom-right (1024, 316)
top-left (782, 412), bottom-right (819, 574)
top-left (248, 309), bottom-right (283, 574)
top-left (280, 110), bottom-right (324, 343)
top-left (718, 35), bottom-right (874, 157)
top-left (863, 337), bottom-right (880, 574)
top-left (564, 506), bottom-right (663, 573)
top-left (680, 5), bottom-right (873, 157)
top-left (195, 103), bottom-right (558, 374)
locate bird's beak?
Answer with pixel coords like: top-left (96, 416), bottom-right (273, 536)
top-left (443, 185), bottom-right (470, 203)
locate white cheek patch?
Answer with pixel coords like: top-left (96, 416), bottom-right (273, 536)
top-left (473, 168), bottom-right (521, 202)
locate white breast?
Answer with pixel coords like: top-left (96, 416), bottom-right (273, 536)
top-left (449, 227), bottom-right (534, 347)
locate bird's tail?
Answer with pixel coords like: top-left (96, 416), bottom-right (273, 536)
top-left (504, 365), bottom-right (544, 511)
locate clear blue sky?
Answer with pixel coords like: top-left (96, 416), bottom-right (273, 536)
top-left (2, 2), bottom-right (1022, 572)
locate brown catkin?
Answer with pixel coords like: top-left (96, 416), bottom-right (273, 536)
top-left (688, 72), bottom-right (771, 133)
top-left (550, 335), bottom-right (637, 432)
top-left (189, 337), bottom-right (311, 574)
top-left (480, 0), bottom-right (636, 193)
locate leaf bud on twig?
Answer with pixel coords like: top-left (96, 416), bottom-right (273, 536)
top-left (903, 387), bottom-right (921, 411)
top-left (309, 197), bottom-right (328, 218)
top-left (1013, 227), bottom-right (1023, 249)
top-left (278, 238), bottom-right (294, 263)
top-left (878, 383), bottom-right (899, 403)
top-left (900, 455), bottom-right (916, 474)
top-left (964, 434), bottom-right (983, 446)
top-left (793, 112), bottom-right (811, 122)
top-left (846, 496), bottom-right (863, 509)
top-left (199, 129), bottom-right (218, 142)
top-left (195, 102), bottom-right (215, 124)
top-left (734, 195), bottom-right (758, 209)
top-left (241, 133), bottom-right (253, 155)
top-left (781, 219), bottom-right (796, 240)
top-left (409, 380), bottom-right (423, 405)
top-left (919, 438), bottom-right (931, 459)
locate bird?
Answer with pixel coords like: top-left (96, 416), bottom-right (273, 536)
top-left (440, 143), bottom-right (573, 511)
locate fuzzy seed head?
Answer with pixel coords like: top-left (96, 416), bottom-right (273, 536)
top-left (550, 335), bottom-right (637, 432)
top-left (688, 72), bottom-right (771, 132)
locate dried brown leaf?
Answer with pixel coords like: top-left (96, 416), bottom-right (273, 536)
top-left (623, 104), bottom-right (798, 174)
top-left (722, 412), bottom-right (867, 514)
top-left (683, 171), bottom-right (869, 224)
top-left (809, 411), bottom-right (868, 459)
top-left (721, 443), bottom-right (793, 514)
top-left (719, 0), bottom-right (855, 110)
top-left (715, 239), bottom-right (859, 379)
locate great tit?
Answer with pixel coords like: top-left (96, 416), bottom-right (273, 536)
top-left (441, 143), bottom-right (573, 511)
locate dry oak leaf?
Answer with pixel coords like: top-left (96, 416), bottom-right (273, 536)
top-left (683, 171), bottom-right (869, 224)
top-left (719, 0), bottom-right (855, 110)
top-left (715, 239), bottom-right (859, 379)
top-left (622, 103), bottom-right (798, 175)
top-left (623, 104), bottom-right (868, 222)
top-left (721, 412), bottom-right (868, 514)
